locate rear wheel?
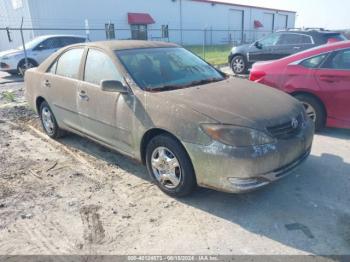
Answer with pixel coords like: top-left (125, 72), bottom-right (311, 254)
top-left (145, 134), bottom-right (196, 197)
top-left (294, 94), bottom-right (325, 131)
top-left (230, 55), bottom-right (247, 75)
top-left (39, 101), bottom-right (65, 139)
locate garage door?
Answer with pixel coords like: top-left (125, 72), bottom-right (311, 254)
top-left (263, 13), bottom-right (274, 32)
top-left (228, 9), bottom-right (244, 43)
top-left (275, 14), bottom-right (288, 30)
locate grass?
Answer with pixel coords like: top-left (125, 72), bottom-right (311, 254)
top-left (1, 90), bottom-right (16, 102)
top-left (184, 44), bottom-right (232, 66)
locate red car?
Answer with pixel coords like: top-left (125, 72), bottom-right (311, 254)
top-left (249, 41), bottom-right (350, 130)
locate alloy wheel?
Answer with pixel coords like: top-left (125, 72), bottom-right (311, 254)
top-left (232, 57), bottom-right (245, 74)
top-left (151, 146), bottom-right (182, 189)
top-left (302, 102), bottom-right (317, 123)
top-left (41, 107), bottom-right (55, 135)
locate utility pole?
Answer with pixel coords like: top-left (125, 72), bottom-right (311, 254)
top-left (20, 17), bottom-right (28, 72)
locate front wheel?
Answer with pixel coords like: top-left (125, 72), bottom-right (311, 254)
top-left (17, 59), bottom-right (37, 76)
top-left (146, 135), bottom-right (196, 197)
top-left (230, 55), bottom-right (247, 75)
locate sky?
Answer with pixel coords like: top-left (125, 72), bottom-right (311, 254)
top-left (222, 0), bottom-right (349, 30)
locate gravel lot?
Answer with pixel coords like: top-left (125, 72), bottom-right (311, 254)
top-left (0, 72), bottom-right (349, 255)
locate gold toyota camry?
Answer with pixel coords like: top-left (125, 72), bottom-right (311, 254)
top-left (25, 40), bottom-right (314, 196)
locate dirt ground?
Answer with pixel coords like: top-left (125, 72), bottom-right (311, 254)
top-left (0, 74), bottom-right (350, 255)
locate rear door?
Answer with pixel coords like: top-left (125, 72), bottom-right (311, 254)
top-left (275, 33), bottom-right (314, 58)
top-left (43, 47), bottom-right (85, 131)
top-left (314, 48), bottom-right (350, 123)
top-left (77, 48), bottom-right (134, 153)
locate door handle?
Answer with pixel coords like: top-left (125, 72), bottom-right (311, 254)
top-left (293, 46), bottom-right (301, 50)
top-left (319, 75), bottom-right (338, 83)
top-left (78, 90), bottom-right (89, 101)
top-left (44, 80), bottom-right (51, 87)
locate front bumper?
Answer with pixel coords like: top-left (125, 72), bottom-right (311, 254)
top-left (183, 119), bottom-right (314, 193)
top-left (0, 60), bottom-right (17, 72)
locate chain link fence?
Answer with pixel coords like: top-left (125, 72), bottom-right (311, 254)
top-left (0, 26), bottom-right (273, 70)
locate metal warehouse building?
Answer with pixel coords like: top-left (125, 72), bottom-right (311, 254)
top-left (0, 0), bottom-right (296, 51)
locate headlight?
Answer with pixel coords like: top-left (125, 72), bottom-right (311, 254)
top-left (200, 124), bottom-right (275, 147)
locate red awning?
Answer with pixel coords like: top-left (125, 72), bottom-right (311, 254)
top-left (254, 20), bottom-right (263, 28)
top-left (128, 13), bottom-right (155, 25)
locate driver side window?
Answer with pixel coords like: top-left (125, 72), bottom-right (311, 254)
top-left (322, 49), bottom-right (350, 70)
top-left (259, 33), bottom-right (280, 47)
top-left (36, 37), bottom-right (62, 50)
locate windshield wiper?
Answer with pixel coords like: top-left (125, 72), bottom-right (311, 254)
top-left (145, 85), bottom-right (183, 92)
top-left (182, 78), bottom-right (223, 88)
top-left (145, 78), bottom-right (223, 92)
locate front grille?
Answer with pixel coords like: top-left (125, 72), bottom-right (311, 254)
top-left (267, 113), bottom-right (304, 139)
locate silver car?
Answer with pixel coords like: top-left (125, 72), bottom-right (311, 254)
top-left (25, 40), bottom-right (314, 196)
top-left (0, 35), bottom-right (85, 75)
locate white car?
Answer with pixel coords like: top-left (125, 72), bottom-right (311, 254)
top-left (0, 35), bottom-right (86, 75)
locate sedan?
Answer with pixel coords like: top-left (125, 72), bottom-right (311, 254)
top-left (250, 40), bottom-right (350, 131)
top-left (25, 40), bottom-right (314, 196)
top-left (0, 35), bottom-right (86, 75)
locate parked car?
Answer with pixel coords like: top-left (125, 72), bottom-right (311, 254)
top-left (249, 40), bottom-right (350, 131)
top-left (0, 35), bottom-right (86, 75)
top-left (25, 40), bottom-right (314, 196)
top-left (229, 29), bottom-right (347, 74)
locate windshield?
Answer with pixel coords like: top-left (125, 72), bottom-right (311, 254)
top-left (17, 36), bottom-right (46, 50)
top-left (116, 47), bottom-right (225, 91)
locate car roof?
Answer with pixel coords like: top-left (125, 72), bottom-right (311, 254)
top-left (276, 29), bottom-right (342, 36)
top-left (280, 40), bottom-right (350, 62)
top-left (34, 34), bottom-right (86, 41)
top-left (77, 40), bottom-right (179, 51)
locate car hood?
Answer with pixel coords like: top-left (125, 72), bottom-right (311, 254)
top-left (0, 49), bottom-right (23, 58)
top-left (150, 77), bottom-right (303, 130)
top-left (232, 43), bottom-right (251, 53)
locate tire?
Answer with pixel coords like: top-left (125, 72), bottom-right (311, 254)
top-left (230, 55), bottom-right (248, 75)
top-left (17, 59), bottom-right (37, 76)
top-left (39, 101), bottom-right (65, 139)
top-left (294, 94), bottom-right (326, 131)
top-left (145, 134), bottom-right (196, 197)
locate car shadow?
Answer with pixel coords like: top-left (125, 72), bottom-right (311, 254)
top-left (0, 73), bottom-right (23, 84)
top-left (56, 131), bottom-right (350, 255)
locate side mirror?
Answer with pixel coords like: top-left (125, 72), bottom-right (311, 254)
top-left (254, 41), bottom-right (263, 49)
top-left (35, 44), bottom-right (45, 51)
top-left (101, 80), bottom-right (129, 94)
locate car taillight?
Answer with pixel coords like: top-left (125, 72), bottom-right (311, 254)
top-left (249, 71), bottom-right (266, 82)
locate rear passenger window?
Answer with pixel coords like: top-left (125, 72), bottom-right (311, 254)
top-left (300, 54), bottom-right (327, 68)
top-left (48, 60), bottom-right (58, 74)
top-left (84, 49), bottom-right (123, 85)
top-left (56, 48), bottom-right (84, 79)
top-left (278, 34), bottom-right (313, 45)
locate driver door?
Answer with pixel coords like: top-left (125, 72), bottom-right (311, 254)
top-left (31, 37), bottom-right (63, 64)
top-left (248, 33), bottom-right (281, 62)
top-left (77, 48), bottom-right (135, 154)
